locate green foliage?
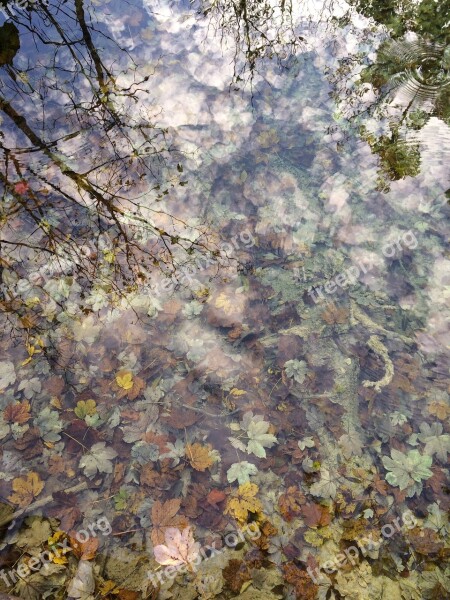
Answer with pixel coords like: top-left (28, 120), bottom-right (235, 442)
top-left (284, 360), bottom-right (308, 384)
top-left (382, 449), bottom-right (433, 496)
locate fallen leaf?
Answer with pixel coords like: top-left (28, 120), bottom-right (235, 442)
top-left (151, 498), bottom-right (189, 545)
top-left (186, 443), bottom-right (214, 471)
top-left (68, 532), bottom-right (99, 560)
top-left (8, 471), bottom-right (44, 508)
top-left (301, 503), bottom-right (331, 528)
top-left (3, 400), bottom-right (31, 424)
top-left (67, 559), bottom-right (95, 598)
top-left (153, 526), bottom-right (200, 568)
top-left (278, 486), bottom-right (306, 522)
top-left (207, 489), bottom-right (226, 505)
top-left (225, 482), bottom-right (262, 523)
top-left (116, 369), bottom-right (134, 390)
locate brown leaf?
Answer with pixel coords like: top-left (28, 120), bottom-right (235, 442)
top-left (68, 532), bottom-right (99, 560)
top-left (151, 499), bottom-right (188, 546)
top-left (222, 559), bottom-right (251, 593)
top-left (278, 486), bottom-right (305, 522)
top-left (283, 563), bottom-right (318, 600)
top-left (8, 472), bottom-right (44, 508)
top-left (321, 303), bottom-right (349, 325)
top-left (13, 427), bottom-right (44, 459)
top-left (301, 503), bottom-right (331, 528)
top-left (407, 527), bottom-right (444, 555)
top-left (373, 474), bottom-right (388, 496)
top-left (186, 443), bottom-right (214, 472)
top-left (207, 489), bottom-right (226, 505)
top-left (3, 400), bottom-right (31, 424)
top-left (162, 406), bottom-right (199, 429)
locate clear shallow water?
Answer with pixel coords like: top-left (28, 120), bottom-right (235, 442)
top-left (0, 1), bottom-right (449, 599)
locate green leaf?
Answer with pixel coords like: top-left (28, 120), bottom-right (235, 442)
top-left (227, 461), bottom-right (258, 484)
top-left (79, 442), bottom-right (118, 478)
top-left (284, 359), bottom-right (308, 384)
top-left (417, 422), bottom-right (450, 462)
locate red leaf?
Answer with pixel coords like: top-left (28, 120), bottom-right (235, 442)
top-left (206, 489), bottom-right (226, 505)
top-left (14, 181), bottom-right (29, 195)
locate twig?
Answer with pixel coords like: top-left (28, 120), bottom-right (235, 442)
top-left (0, 481), bottom-right (89, 528)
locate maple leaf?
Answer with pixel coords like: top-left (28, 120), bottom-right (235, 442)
top-left (153, 527), bottom-right (200, 569)
top-left (283, 563), bottom-right (318, 600)
top-left (225, 482), bottom-right (262, 522)
top-left (227, 461), bottom-right (258, 484)
top-left (186, 443), bottom-right (214, 471)
top-left (339, 431), bottom-right (363, 459)
top-left (278, 486), bottom-right (306, 522)
top-left (151, 498), bottom-right (189, 545)
top-left (309, 468), bottom-right (337, 500)
top-left (301, 503), bottom-right (331, 528)
top-left (427, 401), bottom-right (450, 421)
top-left (8, 471), bottom-right (44, 508)
top-left (79, 442), bottom-right (118, 478)
top-left (416, 422), bottom-right (450, 462)
top-left (382, 448), bottom-right (433, 495)
top-left (3, 400), bottom-right (31, 424)
top-left (68, 531), bottom-right (99, 560)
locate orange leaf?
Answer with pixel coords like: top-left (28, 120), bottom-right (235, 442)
top-left (186, 443), bottom-right (213, 472)
top-left (278, 486), bottom-right (305, 522)
top-left (8, 472), bottom-right (44, 508)
top-left (3, 400), bottom-right (31, 424)
top-left (68, 532), bottom-right (99, 560)
top-left (151, 499), bottom-right (189, 546)
top-left (207, 489), bottom-right (226, 505)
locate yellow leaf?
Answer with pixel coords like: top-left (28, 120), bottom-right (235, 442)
top-left (74, 399), bottom-right (97, 418)
top-left (116, 370), bottom-right (133, 390)
top-left (99, 580), bottom-right (120, 595)
top-left (225, 482), bottom-right (262, 523)
top-left (214, 292), bottom-right (233, 315)
top-left (186, 443), bottom-right (214, 472)
top-left (48, 531), bottom-right (65, 546)
top-left (50, 397), bottom-right (62, 409)
top-left (230, 388), bottom-right (246, 396)
top-left (8, 472), bottom-right (44, 508)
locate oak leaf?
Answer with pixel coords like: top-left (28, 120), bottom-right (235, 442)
top-left (151, 498), bottom-right (189, 545)
top-left (8, 471), bottom-right (44, 508)
top-left (225, 482), bottom-right (262, 522)
top-left (186, 443), bottom-right (214, 471)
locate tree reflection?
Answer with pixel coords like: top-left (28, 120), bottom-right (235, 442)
top-left (0, 0), bottom-right (214, 338)
top-left (192, 0), bottom-right (303, 86)
top-left (331, 0), bottom-right (450, 192)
